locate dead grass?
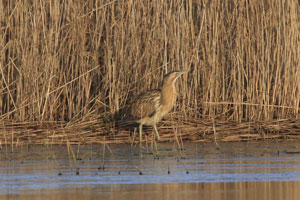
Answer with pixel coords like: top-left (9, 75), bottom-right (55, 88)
top-left (1, 113), bottom-right (300, 145)
top-left (1, 0), bottom-right (300, 144)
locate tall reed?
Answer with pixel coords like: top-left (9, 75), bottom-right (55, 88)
top-left (0, 0), bottom-right (300, 123)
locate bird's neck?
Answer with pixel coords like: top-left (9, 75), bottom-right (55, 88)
top-left (161, 82), bottom-right (176, 109)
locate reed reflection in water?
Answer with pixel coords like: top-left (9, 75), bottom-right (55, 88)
top-left (2, 181), bottom-right (299, 200)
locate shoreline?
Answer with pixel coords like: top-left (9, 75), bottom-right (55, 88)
top-left (1, 117), bottom-right (300, 145)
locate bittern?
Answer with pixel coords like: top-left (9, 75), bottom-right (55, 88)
top-left (127, 70), bottom-right (188, 143)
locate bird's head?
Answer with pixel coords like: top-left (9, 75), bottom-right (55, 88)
top-left (162, 70), bottom-right (188, 85)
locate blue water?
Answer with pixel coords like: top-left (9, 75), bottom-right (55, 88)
top-left (1, 142), bottom-right (300, 194)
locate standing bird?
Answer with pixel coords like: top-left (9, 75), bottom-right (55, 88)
top-left (127, 70), bottom-right (188, 143)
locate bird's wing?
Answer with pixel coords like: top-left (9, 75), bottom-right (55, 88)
top-left (129, 90), bottom-right (161, 119)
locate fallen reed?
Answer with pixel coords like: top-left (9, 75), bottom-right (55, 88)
top-left (1, 113), bottom-right (300, 145)
top-left (0, 0), bottom-right (300, 144)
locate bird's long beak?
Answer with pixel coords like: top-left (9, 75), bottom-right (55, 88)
top-left (175, 70), bottom-right (188, 79)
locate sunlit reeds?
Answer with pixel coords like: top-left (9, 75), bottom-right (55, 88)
top-left (1, 0), bottom-right (300, 144)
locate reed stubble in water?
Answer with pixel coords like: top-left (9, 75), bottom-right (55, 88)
top-left (0, 1), bottom-right (300, 144)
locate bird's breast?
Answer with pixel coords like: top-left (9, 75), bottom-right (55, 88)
top-left (161, 84), bottom-right (176, 106)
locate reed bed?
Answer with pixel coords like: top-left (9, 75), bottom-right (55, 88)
top-left (1, 114), bottom-right (300, 145)
top-left (1, 0), bottom-right (300, 144)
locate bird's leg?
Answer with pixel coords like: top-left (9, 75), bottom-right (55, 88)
top-left (153, 124), bottom-right (160, 140)
top-left (139, 124), bottom-right (143, 145)
top-left (131, 127), bottom-right (137, 147)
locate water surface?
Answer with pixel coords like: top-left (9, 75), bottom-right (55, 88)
top-left (1, 141), bottom-right (300, 199)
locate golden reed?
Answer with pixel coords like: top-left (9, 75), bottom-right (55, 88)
top-left (1, 0), bottom-right (299, 125)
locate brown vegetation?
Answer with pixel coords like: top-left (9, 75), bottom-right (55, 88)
top-left (1, 0), bottom-right (300, 144)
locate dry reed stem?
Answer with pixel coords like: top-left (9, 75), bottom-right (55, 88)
top-left (0, 1), bottom-right (300, 144)
top-left (0, 113), bottom-right (300, 145)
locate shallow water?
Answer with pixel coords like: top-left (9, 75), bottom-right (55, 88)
top-left (1, 141), bottom-right (300, 199)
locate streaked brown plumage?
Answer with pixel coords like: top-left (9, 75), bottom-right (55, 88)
top-left (128, 70), bottom-right (188, 143)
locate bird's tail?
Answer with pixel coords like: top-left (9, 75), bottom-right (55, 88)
top-left (112, 106), bottom-right (137, 128)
